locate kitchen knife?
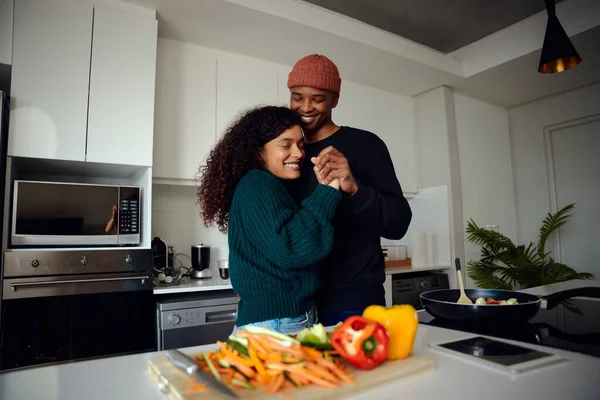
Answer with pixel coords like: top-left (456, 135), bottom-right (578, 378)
top-left (165, 350), bottom-right (239, 399)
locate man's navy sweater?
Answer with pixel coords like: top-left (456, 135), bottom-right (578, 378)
top-left (288, 126), bottom-right (412, 313)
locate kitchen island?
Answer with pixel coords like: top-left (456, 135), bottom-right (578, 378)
top-left (1, 280), bottom-right (599, 400)
top-left (1, 324), bottom-right (598, 399)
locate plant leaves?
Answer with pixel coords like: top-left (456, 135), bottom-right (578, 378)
top-left (465, 204), bottom-right (594, 297)
top-left (538, 203), bottom-right (575, 259)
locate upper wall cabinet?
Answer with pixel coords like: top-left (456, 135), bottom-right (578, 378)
top-left (9, 0), bottom-right (157, 166)
top-left (9, 0), bottom-right (93, 161)
top-left (216, 59), bottom-right (278, 138)
top-left (153, 40), bottom-right (217, 183)
top-left (86, 5), bottom-right (157, 166)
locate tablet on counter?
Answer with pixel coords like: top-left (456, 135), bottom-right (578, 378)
top-left (428, 335), bottom-right (568, 376)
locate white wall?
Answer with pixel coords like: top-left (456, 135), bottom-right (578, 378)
top-left (0, 0), bottom-right (12, 65)
top-left (152, 184), bottom-right (228, 276)
top-left (413, 86), bottom-right (464, 288)
top-left (509, 82), bottom-right (600, 245)
top-left (454, 93), bottom-right (517, 286)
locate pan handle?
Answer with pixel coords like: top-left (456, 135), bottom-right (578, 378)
top-left (542, 287), bottom-right (600, 310)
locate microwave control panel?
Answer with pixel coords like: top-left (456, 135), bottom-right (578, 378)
top-left (118, 187), bottom-right (140, 235)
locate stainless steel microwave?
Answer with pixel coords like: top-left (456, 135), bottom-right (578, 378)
top-left (11, 181), bottom-right (141, 247)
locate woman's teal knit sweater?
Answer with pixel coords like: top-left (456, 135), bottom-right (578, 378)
top-left (228, 169), bottom-right (341, 326)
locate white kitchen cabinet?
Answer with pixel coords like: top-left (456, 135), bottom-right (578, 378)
top-left (153, 40), bottom-right (217, 182)
top-left (216, 59), bottom-right (279, 138)
top-left (9, 0), bottom-right (157, 167)
top-left (333, 80), bottom-right (418, 194)
top-left (9, 0), bottom-right (93, 161)
top-left (333, 80), bottom-right (377, 132)
top-left (374, 89), bottom-right (418, 194)
top-left (86, 6), bottom-right (157, 166)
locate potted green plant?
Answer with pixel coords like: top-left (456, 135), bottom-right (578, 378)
top-left (466, 203), bottom-right (593, 313)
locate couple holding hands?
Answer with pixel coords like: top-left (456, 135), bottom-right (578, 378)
top-left (197, 54), bottom-right (412, 334)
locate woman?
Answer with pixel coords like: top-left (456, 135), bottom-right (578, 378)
top-left (197, 106), bottom-right (341, 334)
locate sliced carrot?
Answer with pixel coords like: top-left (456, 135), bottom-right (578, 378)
top-left (249, 347), bottom-right (266, 376)
top-left (314, 356), bottom-right (354, 385)
top-left (186, 384), bottom-right (207, 393)
top-left (268, 372), bottom-right (285, 393)
top-left (288, 372), bottom-right (309, 386)
top-left (233, 371), bottom-right (247, 381)
top-left (224, 369), bottom-right (235, 386)
top-left (248, 337), bottom-right (269, 354)
top-left (218, 343), bottom-right (255, 367)
top-left (266, 363), bottom-right (337, 389)
top-left (305, 362), bottom-right (340, 384)
top-left (223, 356), bottom-right (256, 378)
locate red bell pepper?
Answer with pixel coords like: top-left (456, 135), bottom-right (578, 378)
top-left (331, 316), bottom-right (389, 370)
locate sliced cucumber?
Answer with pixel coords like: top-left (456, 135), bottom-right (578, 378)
top-left (244, 325), bottom-right (300, 345)
top-left (201, 353), bottom-right (221, 381)
top-left (231, 379), bottom-right (256, 390)
top-left (228, 335), bottom-right (249, 347)
top-left (217, 358), bottom-right (231, 368)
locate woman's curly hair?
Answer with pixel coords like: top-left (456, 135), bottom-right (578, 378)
top-left (196, 105), bottom-right (301, 233)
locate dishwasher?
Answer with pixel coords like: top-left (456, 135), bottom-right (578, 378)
top-left (156, 290), bottom-right (238, 350)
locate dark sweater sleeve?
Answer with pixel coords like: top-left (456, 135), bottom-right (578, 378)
top-left (345, 135), bottom-right (412, 240)
top-left (241, 177), bottom-right (342, 269)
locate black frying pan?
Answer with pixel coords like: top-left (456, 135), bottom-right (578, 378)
top-left (420, 258), bottom-right (600, 321)
top-left (420, 287), bottom-right (600, 322)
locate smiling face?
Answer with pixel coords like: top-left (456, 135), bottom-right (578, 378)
top-left (260, 125), bottom-right (305, 180)
top-left (290, 86), bottom-right (339, 138)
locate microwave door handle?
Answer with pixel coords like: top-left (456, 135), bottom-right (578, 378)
top-left (11, 275), bottom-right (150, 291)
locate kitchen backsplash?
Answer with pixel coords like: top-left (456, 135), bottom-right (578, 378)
top-left (151, 184), bottom-right (228, 273)
top-left (152, 184), bottom-right (451, 271)
top-left (382, 185), bottom-right (451, 267)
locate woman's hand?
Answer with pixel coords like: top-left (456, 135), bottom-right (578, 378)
top-left (314, 166), bottom-right (340, 190)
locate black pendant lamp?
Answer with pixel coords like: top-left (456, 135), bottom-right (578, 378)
top-left (538, 0), bottom-right (581, 73)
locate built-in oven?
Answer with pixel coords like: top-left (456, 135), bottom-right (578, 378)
top-left (0, 249), bottom-right (155, 371)
top-left (11, 180), bottom-right (141, 247)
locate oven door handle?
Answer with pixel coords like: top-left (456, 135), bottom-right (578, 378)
top-left (11, 275), bottom-right (150, 291)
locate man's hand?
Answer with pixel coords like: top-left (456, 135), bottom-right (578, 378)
top-left (312, 146), bottom-right (358, 196)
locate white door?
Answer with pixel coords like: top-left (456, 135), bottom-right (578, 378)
top-left (9, 0), bottom-right (92, 161)
top-left (216, 59), bottom-right (278, 139)
top-left (547, 116), bottom-right (600, 279)
top-left (86, 5), bottom-right (157, 166)
top-left (153, 40), bottom-right (217, 181)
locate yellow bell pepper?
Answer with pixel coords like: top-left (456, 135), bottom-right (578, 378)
top-left (362, 304), bottom-right (418, 360)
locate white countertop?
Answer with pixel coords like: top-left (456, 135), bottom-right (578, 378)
top-left (520, 279), bottom-right (600, 298)
top-left (153, 276), bottom-right (233, 295)
top-left (385, 265), bottom-right (450, 275)
top-left (0, 322), bottom-right (597, 400)
top-left (154, 266), bottom-right (450, 295)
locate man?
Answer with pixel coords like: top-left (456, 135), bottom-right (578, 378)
top-left (287, 54), bottom-right (413, 326)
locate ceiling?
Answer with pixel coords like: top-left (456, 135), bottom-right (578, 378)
top-left (121, 0), bottom-right (598, 107)
top-left (454, 24), bottom-right (600, 107)
top-left (303, 0), bottom-right (563, 53)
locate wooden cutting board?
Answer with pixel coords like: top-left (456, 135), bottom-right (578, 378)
top-left (148, 352), bottom-right (434, 399)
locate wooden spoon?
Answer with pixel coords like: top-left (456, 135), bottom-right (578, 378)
top-left (455, 258), bottom-right (473, 304)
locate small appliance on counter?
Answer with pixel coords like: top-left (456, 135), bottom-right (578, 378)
top-left (152, 237), bottom-right (180, 285)
top-left (191, 244), bottom-right (211, 279)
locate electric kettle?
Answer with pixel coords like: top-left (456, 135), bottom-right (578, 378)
top-left (190, 244), bottom-right (212, 279)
